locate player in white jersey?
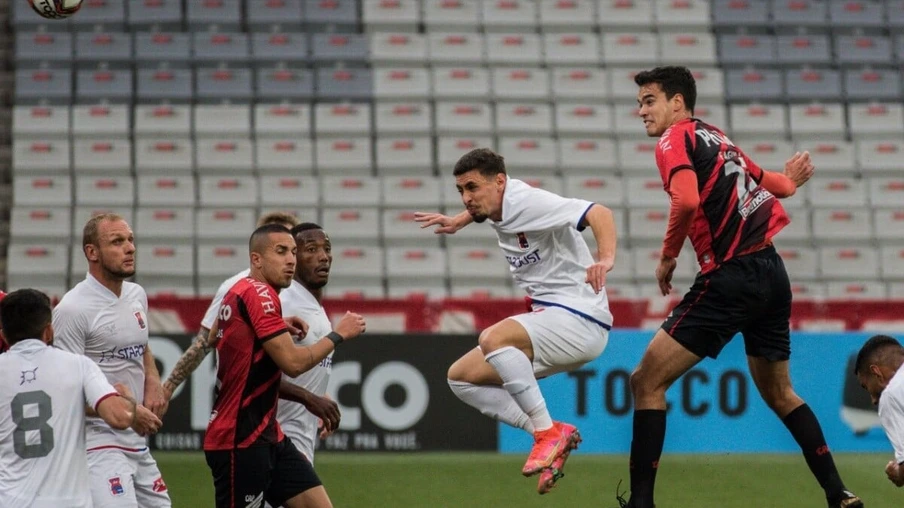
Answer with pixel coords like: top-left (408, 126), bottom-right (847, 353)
top-left (415, 148), bottom-right (617, 494)
top-left (53, 213), bottom-right (172, 508)
top-left (277, 223), bottom-right (341, 463)
top-left (162, 212), bottom-right (341, 434)
top-left (854, 334), bottom-right (904, 488)
top-left (0, 289), bottom-right (162, 508)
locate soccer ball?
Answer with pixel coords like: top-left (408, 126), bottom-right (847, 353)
top-left (28, 0), bottom-right (83, 19)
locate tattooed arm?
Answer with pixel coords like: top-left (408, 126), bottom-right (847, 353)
top-left (162, 324), bottom-right (218, 401)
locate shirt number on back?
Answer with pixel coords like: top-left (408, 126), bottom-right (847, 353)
top-left (723, 159), bottom-right (758, 211)
top-left (11, 390), bottom-right (54, 459)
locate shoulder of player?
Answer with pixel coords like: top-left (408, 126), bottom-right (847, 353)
top-left (121, 281), bottom-right (148, 301)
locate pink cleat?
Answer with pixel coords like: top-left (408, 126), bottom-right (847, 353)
top-left (536, 427), bottom-right (582, 494)
top-left (521, 421), bottom-right (582, 477)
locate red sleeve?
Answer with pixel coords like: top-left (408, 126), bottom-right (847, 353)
top-left (742, 150), bottom-right (796, 198)
top-left (239, 282), bottom-right (288, 343)
top-left (662, 170), bottom-right (700, 259)
top-left (654, 123), bottom-right (695, 189)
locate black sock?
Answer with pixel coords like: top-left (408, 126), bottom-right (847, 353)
top-left (782, 404), bottom-right (846, 500)
top-left (629, 409), bottom-right (666, 508)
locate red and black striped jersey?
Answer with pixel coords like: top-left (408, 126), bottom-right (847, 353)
top-left (203, 278), bottom-right (288, 451)
top-left (655, 118), bottom-right (790, 274)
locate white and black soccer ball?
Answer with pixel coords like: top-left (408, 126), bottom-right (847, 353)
top-left (28, 0), bottom-right (84, 19)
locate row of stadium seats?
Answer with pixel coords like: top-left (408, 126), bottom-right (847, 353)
top-left (8, 238), bottom-right (904, 300)
top-left (14, 0), bottom-right (723, 33)
top-left (15, 31), bottom-right (721, 68)
top-left (13, 102), bottom-right (904, 140)
top-left (719, 33), bottom-right (904, 67)
top-left (713, 0), bottom-right (904, 33)
top-left (8, 204), bottom-right (904, 251)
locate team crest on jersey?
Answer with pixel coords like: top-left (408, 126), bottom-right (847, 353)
top-left (152, 477), bottom-right (167, 493)
top-left (516, 232), bottom-right (530, 249)
top-left (109, 477), bottom-right (125, 497)
top-left (134, 311), bottom-right (147, 330)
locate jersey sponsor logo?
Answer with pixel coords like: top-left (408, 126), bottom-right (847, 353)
top-left (99, 344), bottom-right (146, 363)
top-left (134, 311), bottom-right (147, 330)
top-left (516, 232), bottom-right (530, 249)
top-left (658, 128), bottom-right (674, 152)
top-left (505, 249), bottom-right (541, 269)
top-left (320, 356), bottom-right (333, 370)
top-left (738, 188), bottom-right (774, 220)
top-left (19, 367), bottom-right (38, 385)
top-left (244, 492), bottom-right (264, 508)
top-left (108, 477), bottom-right (125, 497)
top-left (696, 128), bottom-right (733, 148)
top-left (152, 477), bottom-right (167, 493)
top-left (252, 281), bottom-right (278, 314)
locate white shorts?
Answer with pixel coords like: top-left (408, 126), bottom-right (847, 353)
top-left (87, 448), bottom-right (171, 508)
top-left (509, 306), bottom-right (609, 378)
top-left (281, 411), bottom-right (318, 464)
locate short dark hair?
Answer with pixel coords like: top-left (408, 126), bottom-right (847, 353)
top-left (257, 211), bottom-right (299, 228)
top-left (291, 222), bottom-right (323, 238)
top-left (453, 148), bottom-right (507, 179)
top-left (0, 289), bottom-right (52, 345)
top-left (634, 66), bottom-right (697, 114)
top-left (854, 334), bottom-right (904, 375)
top-left (249, 223), bottom-right (292, 253)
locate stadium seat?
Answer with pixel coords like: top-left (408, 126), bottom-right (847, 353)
top-left (819, 246), bottom-right (879, 280)
top-left (789, 282), bottom-right (827, 300)
top-left (613, 103), bottom-right (647, 139)
top-left (321, 208), bottom-right (381, 246)
top-left (194, 105), bottom-right (251, 138)
top-left (836, 35), bottom-right (894, 67)
top-left (718, 35), bottom-right (775, 67)
top-left (134, 207), bottom-right (195, 241)
top-left (497, 137), bottom-right (558, 171)
top-left (13, 175), bottom-right (72, 207)
top-left (16, 32), bottom-right (73, 65)
top-left (328, 245), bottom-right (385, 282)
top-left (198, 176), bottom-right (258, 208)
top-left (381, 176), bottom-right (443, 208)
top-left (16, 68), bottom-right (71, 104)
top-left (551, 67), bottom-right (610, 101)
top-left (788, 103), bottom-right (847, 139)
top-left (196, 208), bottom-right (256, 241)
top-left (628, 208), bottom-right (669, 243)
top-left (437, 136), bottom-right (496, 170)
top-left (194, 67), bottom-right (254, 103)
top-left (848, 103), bottom-right (904, 140)
top-left (794, 140), bottom-right (856, 174)
top-left (881, 246), bottom-right (904, 280)
top-left (325, 282), bottom-right (386, 300)
top-left (7, 242), bottom-right (69, 299)
top-left (812, 208), bottom-right (873, 243)
top-left (844, 69), bottom-right (902, 102)
top-left (724, 69), bottom-right (784, 102)
top-left (363, 0), bottom-right (420, 32)
top-left (806, 178), bottom-right (868, 207)
top-left (729, 104), bottom-right (788, 140)
top-left (617, 139), bottom-right (659, 173)
top-left (187, 0), bottom-right (241, 31)
top-left (254, 104), bottom-right (312, 138)
top-left (773, 0), bottom-right (829, 34)
top-left (431, 67), bottom-right (489, 100)
top-left (195, 139), bottom-right (254, 174)
top-left (311, 33), bottom-right (369, 66)
top-left (826, 282), bottom-right (887, 300)
top-left (373, 66), bottom-right (431, 100)
top-left (370, 32), bottom-right (428, 65)
top-left (786, 69), bottom-right (843, 103)
top-left (382, 210), bottom-right (441, 247)
top-left (374, 137), bottom-right (435, 175)
top-left (556, 103), bottom-right (614, 137)
top-left (482, 0), bottom-right (538, 33)
top-left (315, 137), bottom-right (373, 174)
top-left (321, 176), bottom-right (382, 208)
top-left (10, 207), bottom-right (72, 243)
top-left (133, 105), bottom-right (190, 138)
top-left (75, 32), bottom-right (133, 68)
top-left (75, 176), bottom-right (134, 206)
top-left (655, 0), bottom-right (710, 31)
top-left (632, 246), bottom-right (697, 284)
top-left (563, 175), bottom-right (625, 207)
top-left (602, 32), bottom-right (659, 66)
top-left (136, 176), bottom-right (197, 207)
top-left (12, 105), bottom-right (70, 140)
top-left (625, 177), bottom-right (667, 207)
top-left (775, 35), bottom-right (832, 67)
top-left (197, 242), bottom-right (247, 293)
top-left (304, 0), bottom-right (360, 32)
top-left (597, 0), bottom-right (654, 31)
top-left (250, 33), bottom-right (309, 68)
top-left (539, 0), bottom-right (594, 32)
top-left (491, 67), bottom-right (550, 101)
top-left (71, 0), bottom-right (126, 31)
top-left (660, 33), bottom-right (717, 66)
top-left (874, 209), bottom-right (904, 241)
top-left (436, 102), bottom-right (493, 135)
top-left (375, 102), bottom-right (433, 135)
top-left (136, 244), bottom-right (196, 297)
top-left (693, 103), bottom-right (728, 132)
top-left (447, 245), bottom-right (509, 281)
top-left (712, 0), bottom-right (769, 32)
top-left (736, 139), bottom-right (796, 174)
top-left (777, 247), bottom-right (819, 281)
top-left (73, 207), bottom-right (134, 238)
top-left (486, 33), bottom-right (542, 66)
top-left (857, 140), bottom-right (904, 174)
top-left (544, 33), bottom-right (601, 66)
top-left (134, 139), bottom-right (194, 174)
top-left (689, 68), bottom-right (726, 101)
top-left (76, 69), bottom-right (133, 104)
top-left (12, 139), bottom-right (71, 174)
top-left (779, 207), bottom-right (812, 244)
top-left (495, 103), bottom-right (553, 136)
top-left (386, 247), bottom-right (448, 297)
top-left (134, 33), bottom-right (191, 68)
top-left (258, 176), bottom-right (319, 208)
top-left (517, 174), bottom-right (564, 195)
top-left (829, 0), bottom-right (885, 32)
top-left (316, 67), bottom-right (374, 101)
top-left (255, 138), bottom-right (315, 174)
top-left (315, 103), bottom-right (372, 137)
top-left (72, 138), bottom-right (131, 175)
top-left (128, 0), bottom-right (185, 31)
top-left (870, 178), bottom-right (904, 207)
top-left (424, 0), bottom-right (480, 32)
top-left (72, 104), bottom-right (130, 139)
top-left (192, 32), bottom-right (250, 66)
top-left (136, 68), bottom-right (194, 103)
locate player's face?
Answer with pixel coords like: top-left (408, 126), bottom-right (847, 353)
top-left (637, 82), bottom-right (681, 137)
top-left (858, 366), bottom-right (892, 406)
top-left (90, 219), bottom-right (136, 280)
top-left (261, 232), bottom-right (297, 289)
top-left (455, 170), bottom-right (504, 223)
top-left (295, 230), bottom-right (332, 290)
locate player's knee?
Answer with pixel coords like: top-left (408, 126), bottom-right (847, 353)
top-left (477, 328), bottom-right (502, 354)
top-left (447, 362), bottom-right (465, 382)
top-left (629, 368), bottom-right (648, 396)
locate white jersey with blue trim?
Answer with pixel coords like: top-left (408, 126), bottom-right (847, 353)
top-left (53, 274), bottom-right (151, 451)
top-left (489, 178), bottom-right (613, 329)
top-left (879, 367), bottom-right (904, 464)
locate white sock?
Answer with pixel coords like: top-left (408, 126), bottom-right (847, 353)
top-left (448, 379), bottom-right (535, 433)
top-left (484, 346), bottom-right (553, 432)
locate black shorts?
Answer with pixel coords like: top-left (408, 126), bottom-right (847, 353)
top-left (661, 245), bottom-right (792, 361)
top-left (205, 437), bottom-right (322, 508)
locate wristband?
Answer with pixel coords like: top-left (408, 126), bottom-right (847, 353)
top-left (327, 331), bottom-right (344, 346)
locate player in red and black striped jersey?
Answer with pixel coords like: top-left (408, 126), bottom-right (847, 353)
top-left (619, 67), bottom-right (862, 508)
top-left (202, 224), bottom-right (366, 508)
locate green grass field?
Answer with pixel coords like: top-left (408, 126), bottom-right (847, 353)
top-left (158, 451), bottom-right (900, 507)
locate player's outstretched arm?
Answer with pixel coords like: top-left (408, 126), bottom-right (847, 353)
top-left (279, 382), bottom-right (341, 432)
top-left (162, 325), bottom-right (217, 400)
top-left (413, 210), bottom-right (472, 234)
top-left (142, 344), bottom-right (169, 418)
top-left (263, 311), bottom-right (366, 377)
top-left (581, 204), bottom-right (617, 294)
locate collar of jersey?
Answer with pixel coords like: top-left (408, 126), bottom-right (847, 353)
top-left (84, 272), bottom-right (124, 301)
top-left (286, 279), bottom-right (320, 309)
top-left (9, 338), bottom-right (47, 352)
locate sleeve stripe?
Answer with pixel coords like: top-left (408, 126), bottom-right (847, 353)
top-left (667, 164), bottom-right (694, 188)
top-left (259, 328), bottom-right (288, 343)
top-left (93, 392), bottom-right (119, 412)
top-left (576, 202), bottom-right (595, 231)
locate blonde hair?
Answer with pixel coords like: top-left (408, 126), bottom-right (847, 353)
top-left (257, 211), bottom-right (299, 229)
top-left (82, 213), bottom-right (125, 248)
